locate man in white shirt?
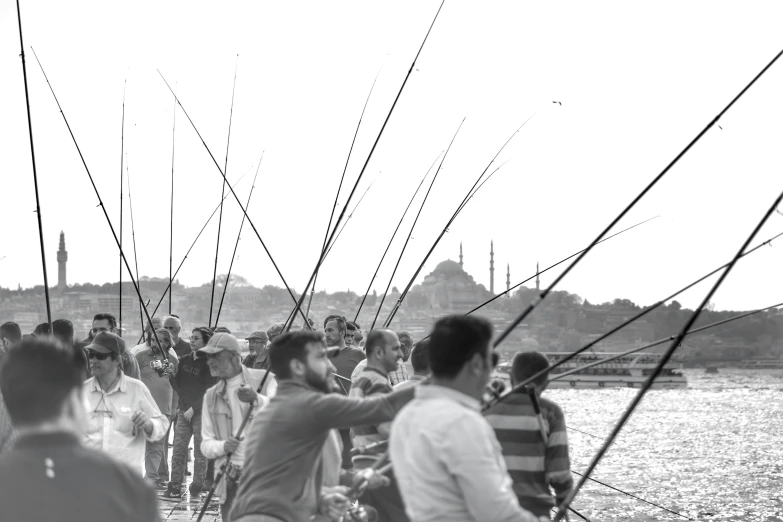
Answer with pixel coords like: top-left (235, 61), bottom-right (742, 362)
top-left (200, 333), bottom-right (276, 520)
top-left (390, 315), bottom-right (545, 522)
top-left (83, 332), bottom-right (170, 475)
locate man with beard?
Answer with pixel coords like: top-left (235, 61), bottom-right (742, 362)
top-left (200, 333), bottom-right (277, 519)
top-left (0, 338), bottom-right (160, 522)
top-left (243, 330), bottom-right (270, 369)
top-left (230, 330), bottom-right (416, 522)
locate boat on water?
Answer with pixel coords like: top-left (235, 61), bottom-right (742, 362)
top-left (737, 358), bottom-right (783, 370)
top-left (705, 366), bottom-right (720, 374)
top-left (492, 351), bottom-right (688, 389)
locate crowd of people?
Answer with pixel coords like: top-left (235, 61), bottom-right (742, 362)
top-left (0, 311), bottom-right (573, 522)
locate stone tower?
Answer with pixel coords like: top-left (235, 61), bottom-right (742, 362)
top-left (489, 240), bottom-right (495, 294)
top-left (459, 242), bottom-right (463, 268)
top-left (57, 231), bottom-right (68, 291)
top-left (506, 263), bottom-right (510, 296)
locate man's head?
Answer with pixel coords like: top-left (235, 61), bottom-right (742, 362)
top-left (345, 321), bottom-right (359, 347)
top-left (0, 321), bottom-right (22, 351)
top-left (354, 329), bottom-right (364, 347)
top-left (163, 316), bottom-right (182, 341)
top-left (85, 331), bottom-right (125, 380)
top-left (266, 322), bottom-right (286, 343)
top-left (364, 329), bottom-right (402, 374)
top-left (0, 338), bottom-right (87, 434)
top-left (428, 315), bottom-right (496, 400)
top-left (511, 351), bottom-right (550, 393)
top-left (397, 331), bottom-right (413, 362)
top-left (33, 322), bottom-right (50, 337)
top-left (269, 330), bottom-right (336, 393)
top-left (324, 316), bottom-right (346, 348)
top-left (199, 333), bottom-right (243, 380)
top-left (410, 339), bottom-right (431, 376)
top-left (154, 328), bottom-right (173, 352)
top-left (190, 327), bottom-right (213, 351)
top-left (91, 312), bottom-right (117, 337)
top-left (145, 317), bottom-right (164, 345)
top-left (214, 326), bottom-right (231, 334)
top-left (52, 318), bottom-right (74, 347)
top-left (246, 330), bottom-right (269, 357)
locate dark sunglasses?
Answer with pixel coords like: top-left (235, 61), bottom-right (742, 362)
top-left (87, 350), bottom-right (113, 361)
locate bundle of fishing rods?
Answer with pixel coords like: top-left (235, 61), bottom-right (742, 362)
top-left (14, 0), bottom-right (783, 519)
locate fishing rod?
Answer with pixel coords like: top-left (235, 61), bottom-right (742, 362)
top-left (305, 68), bottom-right (383, 320)
top-left (31, 48), bottom-right (170, 361)
top-left (485, 228), bottom-right (783, 409)
top-left (550, 302), bottom-right (783, 384)
top-left (158, 72), bottom-right (311, 329)
top-left (494, 49), bottom-right (783, 352)
top-left (382, 115), bottom-right (534, 328)
top-left (354, 151), bottom-right (443, 322)
top-left (554, 188), bottom-right (783, 522)
top-left (119, 75), bottom-right (127, 336)
top-left (321, 179), bottom-right (376, 262)
top-left (197, 357), bottom-right (272, 522)
top-left (168, 82), bottom-right (176, 316)
top-left (210, 55), bottom-right (239, 328)
top-left (214, 152), bottom-right (264, 328)
top-left (284, 0), bottom-right (447, 331)
top-left (15, 0), bottom-right (52, 334)
top-left (126, 155), bottom-right (145, 333)
top-left (138, 172), bottom-right (249, 344)
top-left (372, 118), bottom-right (468, 330)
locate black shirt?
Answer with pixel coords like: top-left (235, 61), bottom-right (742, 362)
top-left (172, 351), bottom-right (218, 413)
top-left (0, 431), bottom-right (160, 522)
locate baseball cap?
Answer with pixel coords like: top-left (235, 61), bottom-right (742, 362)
top-left (246, 330), bottom-right (269, 343)
top-left (266, 322), bottom-right (286, 339)
top-left (197, 332), bottom-right (241, 355)
top-left (86, 331), bottom-right (126, 356)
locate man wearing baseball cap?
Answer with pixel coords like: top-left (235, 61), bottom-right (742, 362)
top-left (200, 333), bottom-right (276, 520)
top-left (242, 331), bottom-right (269, 370)
top-left (266, 322), bottom-right (286, 343)
top-left (83, 331), bottom-right (169, 475)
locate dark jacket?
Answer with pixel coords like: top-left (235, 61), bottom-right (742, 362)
top-left (0, 431), bottom-right (160, 522)
top-left (171, 351), bottom-right (218, 413)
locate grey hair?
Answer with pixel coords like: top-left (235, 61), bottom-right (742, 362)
top-left (163, 315), bottom-right (182, 328)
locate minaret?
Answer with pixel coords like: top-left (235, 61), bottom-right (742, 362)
top-left (489, 240), bottom-right (495, 294)
top-left (459, 242), bottom-right (463, 268)
top-left (506, 263), bottom-right (510, 297)
top-left (535, 261), bottom-right (540, 291)
top-left (57, 231), bottom-right (68, 291)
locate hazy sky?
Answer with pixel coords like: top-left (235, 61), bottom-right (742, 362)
top-left (2, 1), bottom-right (783, 313)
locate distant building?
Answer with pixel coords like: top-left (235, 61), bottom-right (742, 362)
top-left (57, 231), bottom-right (68, 291)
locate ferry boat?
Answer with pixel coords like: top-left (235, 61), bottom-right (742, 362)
top-left (492, 351), bottom-right (688, 389)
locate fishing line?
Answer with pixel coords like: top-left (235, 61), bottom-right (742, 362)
top-left (119, 74), bottom-right (127, 334)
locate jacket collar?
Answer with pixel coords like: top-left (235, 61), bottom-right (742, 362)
top-left (415, 384), bottom-right (481, 411)
top-left (88, 370), bottom-right (127, 395)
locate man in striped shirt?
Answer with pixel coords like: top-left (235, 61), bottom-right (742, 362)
top-left (485, 351), bottom-right (573, 519)
top-left (350, 329), bottom-right (409, 522)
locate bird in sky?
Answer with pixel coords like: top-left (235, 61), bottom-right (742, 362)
top-left (552, 101), bottom-right (562, 106)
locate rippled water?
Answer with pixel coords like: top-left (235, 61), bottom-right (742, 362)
top-left (550, 369), bottom-right (783, 521)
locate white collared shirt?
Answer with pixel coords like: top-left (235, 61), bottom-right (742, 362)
top-left (390, 384), bottom-right (540, 522)
top-left (83, 372), bottom-right (169, 475)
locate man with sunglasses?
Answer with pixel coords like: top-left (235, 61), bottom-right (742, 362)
top-left (83, 331), bottom-right (169, 475)
top-left (77, 312), bottom-right (140, 380)
top-left (390, 315), bottom-right (544, 522)
top-left (200, 333), bottom-right (277, 519)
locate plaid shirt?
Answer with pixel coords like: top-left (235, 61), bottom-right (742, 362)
top-left (388, 363), bottom-right (409, 387)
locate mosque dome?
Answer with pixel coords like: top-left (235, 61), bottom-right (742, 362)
top-left (432, 259), bottom-right (465, 276)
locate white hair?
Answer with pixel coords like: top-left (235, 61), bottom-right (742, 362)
top-left (163, 316), bottom-right (182, 329)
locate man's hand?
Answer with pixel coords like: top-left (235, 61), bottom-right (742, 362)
top-left (223, 436), bottom-right (243, 454)
top-left (131, 410), bottom-right (153, 436)
top-left (183, 408), bottom-right (194, 423)
top-left (237, 384), bottom-right (258, 404)
top-left (354, 468), bottom-right (390, 490)
top-left (318, 487), bottom-right (351, 521)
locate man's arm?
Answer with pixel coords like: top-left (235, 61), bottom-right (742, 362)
top-left (311, 385), bottom-right (415, 430)
top-left (546, 403), bottom-right (573, 507)
top-left (444, 414), bottom-right (540, 522)
top-left (199, 394), bottom-right (227, 459)
top-left (136, 382), bottom-right (169, 442)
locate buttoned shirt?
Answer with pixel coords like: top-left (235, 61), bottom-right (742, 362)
top-left (84, 372), bottom-right (169, 475)
top-left (351, 359), bottom-right (410, 386)
top-left (390, 385), bottom-right (540, 522)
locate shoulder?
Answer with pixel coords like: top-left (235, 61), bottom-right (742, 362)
top-left (539, 397), bottom-right (565, 417)
top-left (350, 348), bottom-right (366, 360)
top-left (78, 444), bottom-right (156, 492)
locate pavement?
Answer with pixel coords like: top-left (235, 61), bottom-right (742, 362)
top-left (157, 490), bottom-right (222, 522)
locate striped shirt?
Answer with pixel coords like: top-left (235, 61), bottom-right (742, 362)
top-left (484, 391), bottom-right (573, 517)
top-left (349, 366), bottom-right (392, 455)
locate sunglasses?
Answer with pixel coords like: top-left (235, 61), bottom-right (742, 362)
top-left (87, 350), bottom-right (113, 361)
